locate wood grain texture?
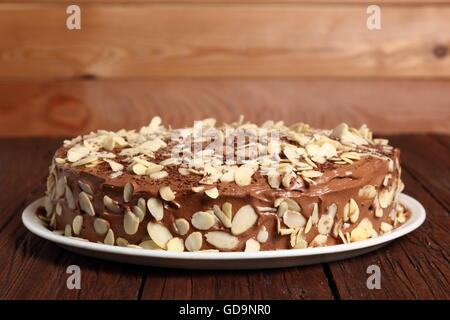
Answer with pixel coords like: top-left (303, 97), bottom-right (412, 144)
top-left (432, 134), bottom-right (450, 150)
top-left (0, 79), bottom-right (449, 137)
top-left (140, 265), bottom-right (334, 299)
top-left (390, 135), bottom-right (450, 211)
top-left (1, 3), bottom-right (450, 79)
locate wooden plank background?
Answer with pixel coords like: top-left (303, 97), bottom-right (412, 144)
top-left (1, 3), bottom-right (450, 79)
top-left (0, 79), bottom-right (449, 136)
top-left (0, 1), bottom-right (449, 136)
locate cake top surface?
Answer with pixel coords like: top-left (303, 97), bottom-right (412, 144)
top-left (54, 117), bottom-right (396, 192)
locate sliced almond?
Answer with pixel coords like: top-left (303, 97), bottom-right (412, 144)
top-left (234, 166), bottom-right (252, 186)
top-left (231, 205), bottom-right (258, 235)
top-left (103, 229), bottom-right (115, 246)
top-left (222, 202), bottom-right (233, 220)
top-left (380, 222), bottom-right (393, 233)
top-left (257, 226), bottom-right (268, 243)
top-left (277, 201), bottom-right (288, 217)
top-left (294, 231), bottom-right (308, 249)
top-left (220, 167), bottom-right (236, 183)
top-left (123, 182), bottom-right (134, 203)
top-left (137, 197), bottom-right (146, 213)
top-left (290, 229), bottom-right (300, 247)
top-left (332, 218), bottom-right (343, 238)
top-left (205, 187), bottom-right (219, 199)
top-left (268, 172), bottom-right (281, 189)
top-left (44, 196), bottom-right (53, 216)
top-left (72, 215), bottom-right (83, 235)
top-left (124, 211), bottom-right (140, 235)
top-left (49, 213), bottom-right (56, 228)
top-left (328, 203), bottom-right (338, 218)
top-left (103, 195), bottom-right (121, 214)
top-left (79, 191), bottom-right (95, 216)
top-left (213, 205), bottom-right (232, 228)
top-left (304, 217), bottom-right (313, 234)
top-left (244, 239), bottom-right (260, 252)
top-left (283, 198), bottom-right (301, 212)
top-left (149, 171), bottom-right (168, 179)
top-left (139, 239), bottom-right (163, 250)
top-left (36, 214), bottom-right (49, 227)
top-left (55, 202), bottom-right (62, 216)
top-left (78, 180), bottom-right (93, 195)
top-left (73, 155), bottom-right (99, 167)
top-left (318, 214), bottom-right (334, 235)
top-left (65, 186), bottom-right (75, 209)
top-left (374, 197), bottom-right (384, 217)
top-left (67, 145), bottom-right (89, 162)
top-left (116, 237), bottom-right (129, 246)
top-left (159, 186), bottom-right (175, 201)
top-left (175, 218), bottom-right (190, 235)
top-left (55, 177), bottom-right (66, 198)
top-left (132, 163), bottom-right (147, 175)
top-left (309, 234), bottom-right (327, 247)
top-left (147, 222), bottom-right (173, 249)
top-left (283, 210), bottom-right (306, 229)
top-left (274, 198), bottom-right (284, 207)
top-left (282, 171), bottom-right (294, 188)
top-left (132, 205), bottom-right (146, 222)
top-left (64, 224), bottom-right (72, 237)
top-left (350, 227), bottom-right (369, 242)
top-left (311, 203), bottom-right (319, 224)
top-left (191, 186), bottom-right (204, 193)
top-left (178, 167), bottom-right (190, 176)
top-left (185, 232), bottom-right (203, 252)
top-left (105, 159), bottom-right (124, 172)
top-left (69, 236), bottom-right (89, 242)
top-left (126, 244), bottom-right (142, 249)
top-left (146, 164), bottom-right (164, 175)
top-left (358, 185), bottom-right (376, 199)
top-left (94, 218), bottom-right (109, 235)
top-left (348, 199), bottom-right (359, 223)
top-left (301, 170), bottom-right (323, 179)
top-left (205, 231), bottom-right (239, 250)
top-left (167, 237), bottom-right (185, 252)
top-left (147, 197), bottom-right (164, 221)
top-left (191, 211), bottom-right (215, 230)
top-left (344, 199), bottom-right (359, 223)
top-left (379, 188), bottom-right (394, 208)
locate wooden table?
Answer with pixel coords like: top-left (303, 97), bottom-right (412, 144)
top-left (0, 135), bottom-right (448, 300)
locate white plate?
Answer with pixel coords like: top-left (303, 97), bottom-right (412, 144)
top-left (22, 194), bottom-right (425, 270)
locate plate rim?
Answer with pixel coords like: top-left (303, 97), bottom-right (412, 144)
top-left (22, 193), bottom-right (425, 261)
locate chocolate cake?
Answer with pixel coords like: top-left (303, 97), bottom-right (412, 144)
top-left (39, 117), bottom-right (407, 252)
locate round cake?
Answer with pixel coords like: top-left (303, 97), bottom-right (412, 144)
top-left (39, 117), bottom-right (407, 252)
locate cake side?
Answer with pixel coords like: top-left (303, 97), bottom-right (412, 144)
top-left (39, 118), bottom-right (407, 252)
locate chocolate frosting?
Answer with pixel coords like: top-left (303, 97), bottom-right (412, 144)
top-left (41, 119), bottom-right (408, 252)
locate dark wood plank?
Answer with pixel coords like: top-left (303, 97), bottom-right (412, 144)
top-left (328, 170), bottom-right (450, 299)
top-left (141, 265), bottom-right (334, 300)
top-left (0, 80), bottom-right (449, 137)
top-left (431, 134), bottom-right (450, 151)
top-left (389, 135), bottom-right (450, 211)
